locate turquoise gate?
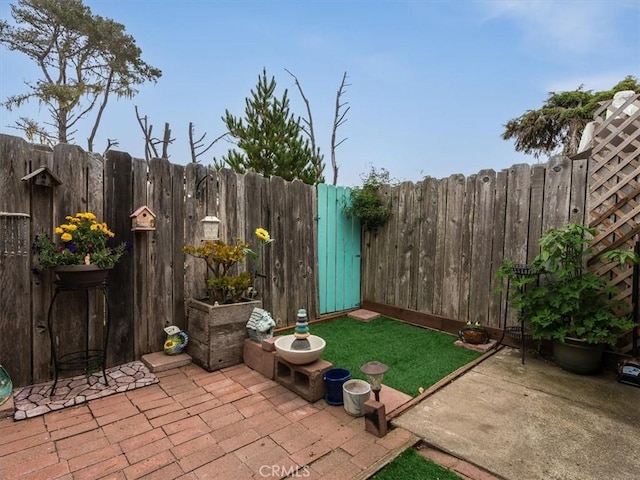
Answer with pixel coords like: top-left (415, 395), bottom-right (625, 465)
top-left (317, 184), bottom-right (361, 314)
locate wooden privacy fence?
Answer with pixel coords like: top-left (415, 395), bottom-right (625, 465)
top-left (361, 154), bottom-right (589, 330)
top-left (361, 93), bottom-right (640, 343)
top-left (0, 134), bottom-right (318, 387)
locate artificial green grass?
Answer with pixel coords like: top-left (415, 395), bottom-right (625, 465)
top-left (372, 448), bottom-right (461, 480)
top-left (279, 316), bottom-right (481, 397)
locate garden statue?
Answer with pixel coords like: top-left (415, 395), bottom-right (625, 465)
top-left (291, 309), bottom-right (311, 350)
top-left (163, 325), bottom-right (189, 355)
top-left (246, 307), bottom-right (276, 342)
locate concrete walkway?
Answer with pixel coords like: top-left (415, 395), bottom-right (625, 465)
top-left (393, 347), bottom-right (640, 480)
top-left (0, 363), bottom-right (417, 480)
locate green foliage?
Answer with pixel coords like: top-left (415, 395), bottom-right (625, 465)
top-left (215, 68), bottom-right (325, 185)
top-left (502, 75), bottom-right (640, 158)
top-left (184, 229), bottom-right (273, 304)
top-left (343, 166), bottom-right (392, 232)
top-left (497, 223), bottom-right (637, 345)
top-left (373, 448), bottom-right (461, 480)
top-left (0, 0), bottom-right (161, 149)
top-left (34, 212), bottom-right (128, 269)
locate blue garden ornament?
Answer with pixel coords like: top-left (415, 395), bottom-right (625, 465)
top-left (163, 326), bottom-right (189, 355)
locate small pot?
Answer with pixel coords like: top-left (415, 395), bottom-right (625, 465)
top-left (458, 325), bottom-right (490, 344)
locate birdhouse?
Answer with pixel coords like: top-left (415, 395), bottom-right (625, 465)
top-left (21, 166), bottom-right (62, 187)
top-left (130, 206), bottom-right (156, 231)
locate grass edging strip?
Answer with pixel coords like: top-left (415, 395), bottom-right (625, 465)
top-left (386, 345), bottom-right (504, 421)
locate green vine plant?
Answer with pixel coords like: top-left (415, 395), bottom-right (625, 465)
top-left (343, 166), bottom-right (393, 233)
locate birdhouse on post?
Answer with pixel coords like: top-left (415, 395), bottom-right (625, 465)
top-left (130, 205), bottom-right (156, 231)
top-left (21, 166), bottom-right (62, 188)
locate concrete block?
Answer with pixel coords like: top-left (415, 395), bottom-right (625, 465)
top-left (243, 338), bottom-right (276, 379)
top-left (275, 357), bottom-right (333, 402)
top-left (364, 399), bottom-right (388, 437)
top-left (141, 351), bottom-right (192, 373)
top-left (262, 337), bottom-right (277, 352)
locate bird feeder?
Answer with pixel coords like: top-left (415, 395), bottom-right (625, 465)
top-left (21, 166), bottom-right (62, 188)
top-left (130, 205), bottom-right (156, 231)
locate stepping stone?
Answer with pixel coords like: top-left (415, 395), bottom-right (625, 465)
top-left (347, 309), bottom-right (381, 322)
top-left (141, 352), bottom-right (192, 373)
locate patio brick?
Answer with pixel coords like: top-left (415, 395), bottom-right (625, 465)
top-left (148, 408), bottom-right (190, 428)
top-left (67, 454), bottom-right (129, 480)
top-left (167, 420), bottom-right (211, 446)
top-left (119, 428), bottom-right (166, 452)
top-left (102, 413), bottom-right (153, 443)
top-left (0, 361), bottom-right (416, 480)
top-left (289, 439), bottom-right (333, 467)
top-left (123, 450), bottom-right (176, 480)
top-left (218, 428), bottom-right (262, 453)
top-left (137, 462), bottom-right (184, 480)
top-left (349, 442), bottom-right (389, 469)
top-left (376, 426), bottom-right (416, 450)
top-left (193, 447), bottom-right (254, 479)
top-left (1, 443), bottom-right (59, 478)
top-left (177, 442), bottom-right (226, 473)
top-left (124, 437), bottom-right (173, 465)
top-left (49, 417), bottom-right (99, 441)
top-left (0, 431), bottom-right (51, 456)
top-left (170, 433), bottom-right (218, 459)
top-left (68, 443), bottom-right (123, 472)
top-left (341, 430), bottom-right (378, 456)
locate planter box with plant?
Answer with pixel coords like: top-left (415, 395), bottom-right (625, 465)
top-left (184, 228), bottom-right (273, 371)
top-left (498, 223), bottom-right (637, 374)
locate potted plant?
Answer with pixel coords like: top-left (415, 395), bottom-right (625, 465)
top-left (343, 166), bottom-right (392, 233)
top-left (183, 227), bottom-right (273, 371)
top-left (34, 211), bottom-right (129, 284)
top-left (498, 223), bottom-right (637, 374)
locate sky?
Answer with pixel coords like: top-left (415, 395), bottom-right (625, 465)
top-left (1, 0), bottom-right (639, 187)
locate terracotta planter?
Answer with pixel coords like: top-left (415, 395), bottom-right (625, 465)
top-left (186, 298), bottom-right (262, 371)
top-left (54, 265), bottom-right (111, 285)
top-left (552, 338), bottom-right (604, 375)
top-left (458, 325), bottom-right (490, 344)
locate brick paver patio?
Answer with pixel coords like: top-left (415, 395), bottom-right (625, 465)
top-left (0, 363), bottom-right (417, 479)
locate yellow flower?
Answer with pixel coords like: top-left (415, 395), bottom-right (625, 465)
top-left (61, 233), bottom-right (72, 242)
top-left (85, 212), bottom-right (96, 220)
top-left (90, 223), bottom-right (100, 231)
top-left (255, 228), bottom-right (270, 242)
top-left (65, 224), bottom-right (77, 231)
top-left (70, 217), bottom-right (81, 223)
top-left (54, 227), bottom-right (63, 235)
top-left (65, 215), bottom-right (73, 221)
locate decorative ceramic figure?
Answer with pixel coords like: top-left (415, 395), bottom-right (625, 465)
top-left (246, 307), bottom-right (276, 342)
top-left (0, 364), bottom-right (12, 407)
top-left (163, 326), bottom-right (189, 355)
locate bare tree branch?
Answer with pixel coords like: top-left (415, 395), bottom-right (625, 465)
top-left (102, 138), bottom-right (119, 156)
top-left (188, 122), bottom-right (229, 163)
top-left (285, 68), bottom-right (316, 151)
top-left (134, 105), bottom-right (173, 161)
top-left (331, 72), bottom-right (350, 185)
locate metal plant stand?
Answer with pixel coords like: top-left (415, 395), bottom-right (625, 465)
top-left (47, 278), bottom-right (111, 395)
top-left (501, 264), bottom-right (537, 365)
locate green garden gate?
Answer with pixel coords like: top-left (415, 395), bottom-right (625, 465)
top-left (317, 184), bottom-right (361, 314)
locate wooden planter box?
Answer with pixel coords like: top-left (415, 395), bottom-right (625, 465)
top-left (186, 298), bottom-right (262, 371)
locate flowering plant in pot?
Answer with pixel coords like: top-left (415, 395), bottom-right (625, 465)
top-left (498, 223), bottom-right (637, 373)
top-left (183, 227), bottom-right (273, 371)
top-left (184, 227), bottom-right (273, 304)
top-left (34, 212), bottom-right (130, 272)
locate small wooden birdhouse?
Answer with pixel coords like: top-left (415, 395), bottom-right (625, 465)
top-left (21, 166), bottom-right (62, 187)
top-left (130, 205), bottom-right (156, 231)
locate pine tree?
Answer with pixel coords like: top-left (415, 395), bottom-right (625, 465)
top-left (217, 69), bottom-right (324, 185)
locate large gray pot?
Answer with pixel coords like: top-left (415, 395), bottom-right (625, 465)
top-left (552, 338), bottom-right (604, 375)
